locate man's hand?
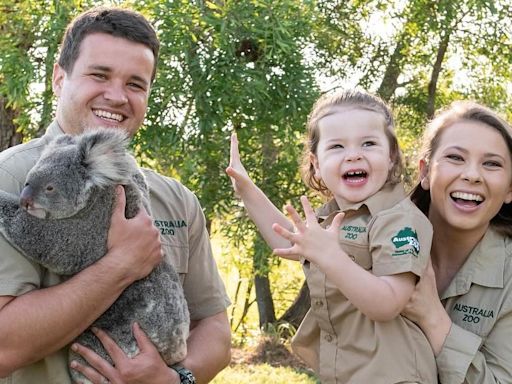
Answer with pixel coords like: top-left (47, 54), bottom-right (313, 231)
top-left (102, 186), bottom-right (163, 282)
top-left (70, 323), bottom-right (178, 384)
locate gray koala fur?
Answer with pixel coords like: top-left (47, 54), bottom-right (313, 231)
top-left (0, 128), bottom-right (189, 383)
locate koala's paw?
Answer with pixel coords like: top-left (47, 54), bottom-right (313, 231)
top-left (156, 320), bottom-right (189, 365)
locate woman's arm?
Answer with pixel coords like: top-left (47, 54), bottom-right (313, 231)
top-left (403, 262), bottom-right (512, 383)
top-left (402, 260), bottom-right (451, 354)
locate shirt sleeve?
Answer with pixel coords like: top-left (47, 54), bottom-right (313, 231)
top-left (0, 168), bottom-right (43, 296)
top-left (369, 203), bottom-right (432, 277)
top-left (181, 191), bottom-right (231, 320)
top-left (437, 306), bottom-right (512, 383)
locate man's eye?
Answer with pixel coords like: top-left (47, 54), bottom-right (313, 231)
top-left (92, 73), bottom-right (106, 80)
top-left (128, 82), bottom-right (145, 91)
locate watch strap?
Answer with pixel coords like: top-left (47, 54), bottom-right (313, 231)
top-left (170, 364), bottom-right (196, 384)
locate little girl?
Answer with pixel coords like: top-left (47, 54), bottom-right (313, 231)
top-left (227, 89), bottom-right (437, 383)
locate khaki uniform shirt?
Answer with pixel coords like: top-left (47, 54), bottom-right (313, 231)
top-left (292, 184), bottom-right (437, 384)
top-left (0, 121), bottom-right (230, 384)
top-left (436, 228), bottom-right (512, 384)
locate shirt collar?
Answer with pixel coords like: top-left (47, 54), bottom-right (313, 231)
top-left (316, 183), bottom-right (406, 222)
top-left (441, 228), bottom-right (508, 299)
top-left (44, 120), bottom-right (65, 140)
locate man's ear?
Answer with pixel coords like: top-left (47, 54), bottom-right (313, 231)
top-left (310, 152), bottom-right (321, 178)
top-left (52, 63), bottom-right (65, 96)
top-left (419, 159), bottom-right (430, 190)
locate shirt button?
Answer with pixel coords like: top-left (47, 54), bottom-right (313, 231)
top-left (324, 334), bottom-right (333, 342)
top-left (315, 300), bottom-right (324, 308)
top-left (349, 255), bottom-right (355, 261)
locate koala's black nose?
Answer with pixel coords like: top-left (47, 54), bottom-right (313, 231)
top-left (20, 185), bottom-right (34, 210)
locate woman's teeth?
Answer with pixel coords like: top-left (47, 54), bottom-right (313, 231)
top-left (450, 191), bottom-right (483, 202)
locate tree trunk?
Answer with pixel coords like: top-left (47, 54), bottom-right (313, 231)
top-left (0, 96), bottom-right (22, 151)
top-left (254, 272), bottom-right (276, 328)
top-left (426, 31), bottom-right (451, 119)
top-left (377, 39), bottom-right (405, 102)
top-left (278, 280), bottom-right (310, 329)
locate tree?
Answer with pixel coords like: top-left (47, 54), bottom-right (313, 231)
top-left (0, 0), bottom-right (82, 148)
top-left (139, 0), bottom-right (319, 329)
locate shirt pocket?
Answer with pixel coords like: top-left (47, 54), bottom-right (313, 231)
top-left (340, 241), bottom-right (372, 270)
top-left (161, 239), bottom-right (189, 275)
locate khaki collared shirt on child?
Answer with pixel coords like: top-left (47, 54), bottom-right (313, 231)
top-left (0, 121), bottom-right (230, 384)
top-left (292, 183), bottom-right (437, 384)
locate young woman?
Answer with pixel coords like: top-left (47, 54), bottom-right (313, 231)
top-left (404, 100), bottom-right (512, 383)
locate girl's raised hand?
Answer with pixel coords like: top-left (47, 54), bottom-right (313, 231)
top-left (225, 132), bottom-right (254, 197)
top-left (272, 196), bottom-right (345, 263)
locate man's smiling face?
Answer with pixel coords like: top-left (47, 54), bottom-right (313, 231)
top-left (52, 32), bottom-right (154, 137)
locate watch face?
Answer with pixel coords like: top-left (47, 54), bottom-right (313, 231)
top-left (173, 365), bottom-right (196, 384)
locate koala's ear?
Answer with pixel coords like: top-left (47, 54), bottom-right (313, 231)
top-left (78, 129), bottom-right (137, 188)
top-left (46, 134), bottom-right (75, 151)
top-left (54, 135), bottom-right (75, 145)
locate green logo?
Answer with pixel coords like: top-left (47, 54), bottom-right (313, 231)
top-left (391, 227), bottom-right (420, 256)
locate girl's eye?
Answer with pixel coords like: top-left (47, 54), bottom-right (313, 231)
top-left (362, 141), bottom-right (376, 147)
top-left (484, 160), bottom-right (502, 168)
top-left (330, 144), bottom-right (344, 149)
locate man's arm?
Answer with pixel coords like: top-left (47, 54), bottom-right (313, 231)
top-left (0, 187), bottom-right (163, 377)
top-left (70, 311), bottom-right (231, 384)
top-left (179, 310), bottom-right (231, 384)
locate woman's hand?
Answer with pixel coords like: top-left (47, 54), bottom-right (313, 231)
top-left (70, 323), bottom-right (178, 384)
top-left (402, 259), bottom-right (451, 355)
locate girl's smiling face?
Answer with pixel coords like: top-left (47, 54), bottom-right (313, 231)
top-left (310, 107), bottom-right (393, 207)
top-left (422, 119), bottom-right (512, 235)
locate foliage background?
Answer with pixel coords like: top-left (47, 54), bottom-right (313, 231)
top-left (1, 0), bottom-right (511, 381)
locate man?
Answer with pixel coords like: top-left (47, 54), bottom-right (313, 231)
top-left (0, 7), bottom-right (231, 384)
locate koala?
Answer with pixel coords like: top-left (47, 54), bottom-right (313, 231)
top-left (0, 128), bottom-right (190, 384)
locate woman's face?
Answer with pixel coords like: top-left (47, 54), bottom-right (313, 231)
top-left (421, 120), bottom-right (512, 236)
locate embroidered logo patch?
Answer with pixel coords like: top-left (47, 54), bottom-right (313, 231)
top-left (154, 219), bottom-right (187, 235)
top-left (391, 227), bottom-right (420, 256)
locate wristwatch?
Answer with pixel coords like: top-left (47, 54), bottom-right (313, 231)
top-left (171, 364), bottom-right (196, 384)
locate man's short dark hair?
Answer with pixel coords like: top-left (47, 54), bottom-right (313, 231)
top-left (58, 6), bottom-right (160, 81)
